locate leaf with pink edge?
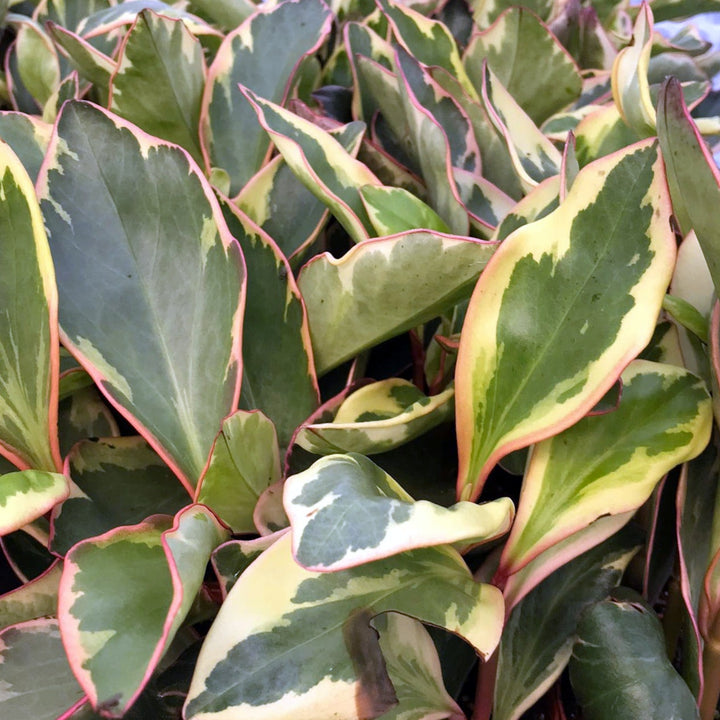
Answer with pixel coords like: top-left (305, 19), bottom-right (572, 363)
top-left (0, 560), bottom-right (61, 630)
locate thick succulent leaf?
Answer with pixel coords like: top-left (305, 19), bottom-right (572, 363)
top-left (472, 0), bottom-right (555, 27)
top-left (455, 140), bottom-right (675, 501)
top-left (220, 203), bottom-right (319, 449)
top-left (14, 19), bottom-right (60, 109)
top-left (465, 7), bottom-right (582, 125)
top-left (57, 385), bottom-right (119, 457)
top-left (58, 506), bottom-right (228, 717)
top-left (569, 597), bottom-right (700, 720)
top-left (244, 89), bottom-right (380, 243)
top-left (611, 3), bottom-right (655, 137)
top-left (375, 613), bottom-right (464, 720)
top-left (494, 528), bottom-right (641, 720)
top-left (299, 230), bottom-right (497, 375)
top-left (37, 0), bottom-right (113, 33)
top-left (0, 618), bottom-right (85, 719)
top-left (196, 410), bottom-right (281, 534)
top-left (0, 112), bottom-right (51, 182)
top-left (481, 65), bottom-right (562, 192)
top-left (453, 168), bottom-right (515, 234)
top-left (109, 11), bottom-right (205, 163)
top-left (0, 561), bottom-right (60, 629)
top-left (295, 378), bottom-right (455, 455)
top-left (285, 453), bottom-right (514, 571)
top-left (47, 23), bottom-right (115, 91)
top-left (492, 175), bottom-right (560, 242)
top-left (0, 139), bottom-right (61, 472)
top-left (184, 533), bottom-right (504, 720)
top-left (38, 101), bottom-right (245, 491)
top-left (0, 471), bottom-right (68, 535)
top-left (361, 185), bottom-right (451, 235)
top-left (499, 361), bottom-right (711, 580)
top-left (657, 77), bottom-right (720, 297)
top-left (200, 0), bottom-right (332, 194)
top-left (50, 437), bottom-right (189, 556)
top-left (574, 103), bottom-right (643, 166)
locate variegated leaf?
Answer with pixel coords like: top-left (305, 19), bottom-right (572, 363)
top-left (50, 437), bottom-right (189, 556)
top-left (47, 23), bottom-right (115, 92)
top-left (0, 561), bottom-right (61, 630)
top-left (360, 185), bottom-right (451, 235)
top-left (498, 361), bottom-right (711, 582)
top-left (456, 140), bottom-right (675, 501)
top-left (0, 112), bottom-right (51, 182)
top-left (57, 385), bottom-right (119, 457)
top-left (184, 533), bottom-right (503, 720)
top-left (295, 378), bottom-right (455, 455)
top-left (200, 0), bottom-right (332, 194)
top-left (285, 453), bottom-right (514, 572)
top-left (0, 139), bottom-right (61, 472)
top-left (0, 471), bottom-right (67, 535)
top-left (472, 0), bottom-right (555, 27)
top-left (13, 18), bottom-right (60, 109)
top-left (299, 230), bottom-right (497, 375)
top-left (109, 10), bottom-right (205, 163)
top-left (38, 101), bottom-right (245, 491)
top-left (196, 410), bottom-right (281, 535)
top-left (492, 175), bottom-right (560, 242)
top-left (58, 505), bottom-right (228, 717)
top-left (464, 7), bottom-right (582, 125)
top-left (453, 168), bottom-right (516, 235)
top-left (574, 104), bottom-right (642, 167)
top-left (244, 89), bottom-right (381, 243)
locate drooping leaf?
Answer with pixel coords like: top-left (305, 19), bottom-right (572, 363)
top-left (38, 101), bottom-right (245, 491)
top-left (569, 596), bottom-right (700, 720)
top-left (299, 230), bottom-right (497, 375)
top-left (58, 505), bottom-right (228, 717)
top-left (498, 361), bottom-right (711, 582)
top-left (184, 533), bottom-right (503, 720)
top-left (200, 0), bottom-right (333, 194)
top-left (196, 410), bottom-right (281, 534)
top-left (0, 140), bottom-right (61, 472)
top-left (285, 453), bottom-right (514, 571)
top-left (109, 10), bottom-right (205, 163)
top-left (50, 436), bottom-right (190, 556)
top-left (455, 140), bottom-right (676, 501)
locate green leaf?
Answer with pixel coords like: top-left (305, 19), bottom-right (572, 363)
top-left (663, 294), bottom-right (709, 343)
top-left (57, 385), bottom-right (119, 457)
top-left (0, 140), bottom-right (61, 472)
top-left (570, 596), bottom-right (700, 720)
top-left (0, 112), bottom-right (51, 182)
top-left (455, 140), bottom-right (676, 501)
top-left (295, 378), bottom-right (455, 455)
top-left (0, 471), bottom-right (68, 535)
top-left (285, 452), bottom-right (514, 571)
top-left (38, 101), bottom-right (245, 490)
top-left (196, 411), bottom-right (281, 534)
top-left (109, 10), bottom-right (205, 163)
top-left (13, 19), bottom-right (60, 108)
top-left (201, 0), bottom-right (332, 194)
top-left (184, 533), bottom-right (503, 719)
top-left (635, 0), bottom-right (720, 23)
top-left (47, 23), bottom-right (115, 92)
top-left (574, 104), bottom-right (643, 167)
top-left (299, 230), bottom-right (497, 375)
top-left (361, 185), bottom-right (451, 235)
top-left (492, 175), bottom-right (560, 242)
top-left (59, 505), bottom-right (228, 717)
top-left (0, 618), bottom-right (85, 719)
top-left (0, 560), bottom-right (61, 630)
top-left (657, 77), bottom-right (720, 298)
top-left (498, 361), bottom-right (711, 581)
top-left (465, 7), bottom-right (582, 125)
top-left (50, 436), bottom-right (190, 556)
top-left (494, 528), bottom-right (641, 720)
top-left (220, 203), bottom-right (319, 449)
top-left (471, 0), bottom-right (555, 27)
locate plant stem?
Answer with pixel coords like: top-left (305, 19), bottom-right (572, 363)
top-left (472, 650), bottom-right (498, 720)
top-left (700, 637), bottom-right (720, 720)
top-left (662, 574), bottom-right (683, 661)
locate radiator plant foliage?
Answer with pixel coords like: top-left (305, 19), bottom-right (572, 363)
top-left (3, 0), bottom-right (720, 719)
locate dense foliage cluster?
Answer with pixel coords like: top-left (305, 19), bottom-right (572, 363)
top-left (1, 0), bottom-right (720, 719)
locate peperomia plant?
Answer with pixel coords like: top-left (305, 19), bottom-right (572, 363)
top-left (2, 0), bottom-right (720, 719)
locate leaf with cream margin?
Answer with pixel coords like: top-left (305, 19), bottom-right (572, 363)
top-left (464, 7), bottom-right (582, 126)
top-left (299, 230), bottom-right (497, 375)
top-left (50, 437), bottom-right (189, 556)
top-left (492, 175), bottom-right (560, 242)
top-left (38, 101), bottom-right (245, 492)
top-left (375, 613), bottom-right (464, 720)
top-left (47, 23), bottom-right (115, 91)
top-left (611, 3), bottom-right (656, 138)
top-left (0, 137), bottom-right (61, 472)
top-left (455, 140), bottom-right (676, 502)
top-left (0, 471), bottom-right (68, 536)
top-left (0, 560), bottom-right (61, 630)
top-left (472, 0), bottom-right (555, 27)
top-left (220, 202), bottom-right (319, 450)
top-left (12, 18), bottom-right (60, 109)
top-left (196, 410), bottom-right (281, 534)
top-left (0, 618), bottom-right (86, 720)
top-left (184, 533), bottom-right (503, 720)
top-left (243, 88), bottom-right (381, 244)
top-left (200, 0), bottom-right (333, 195)
top-left (657, 77), bottom-right (720, 298)
top-left (453, 168), bottom-right (516, 235)
top-left (108, 11), bottom-right (205, 164)
top-left (481, 64), bottom-right (562, 193)
top-left (294, 378), bottom-right (455, 455)
top-left (285, 452), bottom-right (514, 572)
top-left (360, 185), bottom-right (451, 235)
top-left (574, 104), bottom-right (642, 167)
top-left (494, 526), bottom-right (641, 720)
top-left (497, 360), bottom-right (711, 584)
top-left (0, 112), bottom-right (51, 182)
top-left (58, 505), bottom-right (228, 717)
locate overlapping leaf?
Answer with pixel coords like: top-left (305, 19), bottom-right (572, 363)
top-left (0, 561), bottom-right (61, 630)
